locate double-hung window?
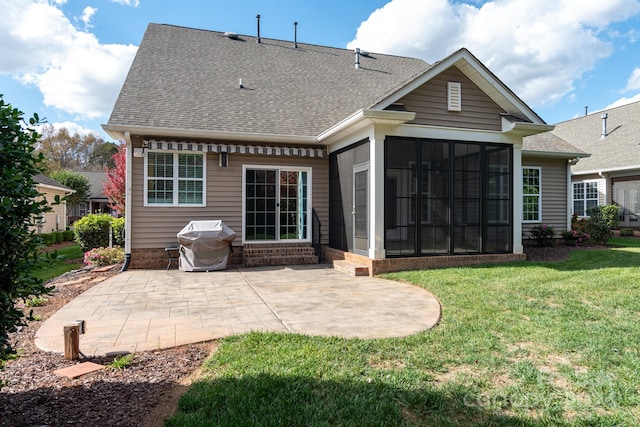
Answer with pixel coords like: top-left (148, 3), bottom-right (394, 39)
top-left (572, 181), bottom-right (598, 217)
top-left (145, 151), bottom-right (205, 206)
top-left (522, 167), bottom-right (541, 222)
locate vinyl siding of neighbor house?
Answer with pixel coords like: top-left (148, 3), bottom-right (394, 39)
top-left (522, 157), bottom-right (569, 238)
top-left (34, 186), bottom-right (68, 233)
top-left (394, 66), bottom-right (504, 131)
top-left (130, 150), bottom-right (329, 249)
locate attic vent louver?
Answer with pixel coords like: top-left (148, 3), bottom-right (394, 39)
top-left (447, 82), bottom-right (462, 111)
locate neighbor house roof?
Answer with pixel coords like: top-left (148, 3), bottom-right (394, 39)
top-left (34, 174), bottom-right (73, 192)
top-left (548, 100), bottom-right (640, 174)
top-left (76, 171), bottom-right (107, 200)
top-left (105, 23), bottom-right (431, 140)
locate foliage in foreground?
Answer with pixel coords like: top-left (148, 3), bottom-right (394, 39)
top-left (84, 246), bottom-right (125, 266)
top-left (0, 95), bottom-right (53, 363)
top-left (169, 242), bottom-right (640, 426)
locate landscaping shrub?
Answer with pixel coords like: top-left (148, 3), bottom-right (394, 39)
top-left (530, 224), bottom-right (555, 247)
top-left (561, 229), bottom-right (590, 246)
top-left (586, 205), bottom-right (620, 245)
top-left (40, 233), bottom-right (57, 245)
top-left (74, 213), bottom-right (120, 252)
top-left (111, 217), bottom-right (125, 246)
top-left (620, 228), bottom-right (635, 237)
top-left (54, 231), bottom-right (64, 244)
top-left (63, 230), bottom-right (74, 241)
top-left (84, 246), bottom-right (125, 266)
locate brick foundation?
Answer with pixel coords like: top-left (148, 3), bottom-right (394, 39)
top-left (323, 247), bottom-right (525, 276)
top-left (129, 247), bottom-right (244, 269)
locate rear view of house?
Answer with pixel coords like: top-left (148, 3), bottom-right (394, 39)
top-left (104, 23), bottom-right (580, 273)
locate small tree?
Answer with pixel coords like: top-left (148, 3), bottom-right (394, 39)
top-left (104, 145), bottom-right (126, 215)
top-left (0, 95), bottom-right (53, 364)
top-left (586, 205), bottom-right (620, 245)
top-left (50, 170), bottom-right (90, 207)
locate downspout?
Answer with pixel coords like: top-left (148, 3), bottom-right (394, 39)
top-left (121, 131), bottom-right (133, 272)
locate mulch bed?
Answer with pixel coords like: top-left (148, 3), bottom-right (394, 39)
top-left (0, 265), bottom-right (213, 427)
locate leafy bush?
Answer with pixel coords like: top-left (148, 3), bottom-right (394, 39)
top-left (620, 228), bottom-right (635, 237)
top-left (54, 231), bottom-right (64, 244)
top-left (40, 233), bottom-right (57, 245)
top-left (74, 213), bottom-right (121, 252)
top-left (562, 229), bottom-right (590, 246)
top-left (586, 205), bottom-right (620, 245)
top-left (63, 230), bottom-right (74, 241)
top-left (530, 224), bottom-right (555, 247)
top-left (84, 246), bottom-right (125, 266)
top-left (111, 217), bottom-right (125, 246)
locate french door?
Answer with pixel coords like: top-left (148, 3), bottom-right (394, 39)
top-left (244, 166), bottom-right (310, 242)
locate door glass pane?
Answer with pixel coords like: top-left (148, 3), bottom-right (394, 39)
top-left (354, 170), bottom-right (368, 239)
top-left (245, 169), bottom-right (277, 241)
top-left (279, 171), bottom-right (308, 240)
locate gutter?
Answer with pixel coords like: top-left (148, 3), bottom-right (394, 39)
top-left (121, 131), bottom-right (133, 272)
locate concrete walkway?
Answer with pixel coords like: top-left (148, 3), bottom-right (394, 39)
top-left (35, 265), bottom-right (441, 356)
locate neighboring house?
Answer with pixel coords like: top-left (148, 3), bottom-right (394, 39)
top-left (536, 101), bottom-right (640, 227)
top-left (68, 171), bottom-right (112, 222)
top-left (103, 23), bottom-right (582, 273)
top-left (521, 133), bottom-right (589, 237)
top-left (33, 174), bottom-right (73, 233)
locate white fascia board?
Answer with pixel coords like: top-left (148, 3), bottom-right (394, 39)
top-left (396, 123), bottom-right (520, 144)
top-left (101, 124), bottom-right (317, 145)
top-left (572, 164), bottom-right (640, 176)
top-left (316, 109), bottom-right (415, 145)
top-left (37, 183), bottom-right (75, 194)
top-left (502, 121), bottom-right (555, 136)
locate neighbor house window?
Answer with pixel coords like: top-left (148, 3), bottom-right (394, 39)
top-left (145, 151), bottom-right (205, 206)
top-left (522, 167), bottom-right (541, 222)
top-left (573, 181), bottom-right (598, 217)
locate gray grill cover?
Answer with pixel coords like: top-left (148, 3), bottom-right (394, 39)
top-left (177, 220), bottom-right (236, 271)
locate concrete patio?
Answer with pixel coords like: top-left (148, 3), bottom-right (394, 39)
top-left (35, 265), bottom-right (441, 356)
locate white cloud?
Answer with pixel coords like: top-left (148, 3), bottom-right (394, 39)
top-left (0, 0), bottom-right (137, 119)
top-left (81, 6), bottom-right (98, 28)
top-left (624, 68), bottom-right (640, 91)
top-left (110, 0), bottom-right (140, 6)
top-left (348, 0), bottom-right (640, 107)
top-left (605, 92), bottom-right (640, 109)
top-left (35, 121), bottom-right (100, 136)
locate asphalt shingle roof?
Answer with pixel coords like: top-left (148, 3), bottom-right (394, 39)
top-left (522, 132), bottom-right (588, 157)
top-left (548, 101), bottom-right (640, 173)
top-left (107, 23), bottom-right (431, 137)
top-left (34, 174), bottom-right (72, 191)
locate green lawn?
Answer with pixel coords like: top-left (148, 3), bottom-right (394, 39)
top-left (33, 243), bottom-right (84, 283)
top-left (167, 239), bottom-right (640, 426)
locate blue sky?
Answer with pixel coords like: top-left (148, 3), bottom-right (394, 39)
top-left (2, 0), bottom-right (640, 142)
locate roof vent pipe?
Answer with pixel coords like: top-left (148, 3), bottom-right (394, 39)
top-left (293, 21), bottom-right (298, 48)
top-left (256, 14), bottom-right (261, 43)
top-left (601, 113), bottom-right (608, 139)
top-left (355, 48), bottom-right (361, 69)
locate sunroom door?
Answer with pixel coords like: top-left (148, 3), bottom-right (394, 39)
top-left (244, 167), bottom-right (310, 242)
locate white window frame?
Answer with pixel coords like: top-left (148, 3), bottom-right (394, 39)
top-left (144, 151), bottom-right (206, 207)
top-left (522, 166), bottom-right (542, 223)
top-left (242, 165), bottom-right (312, 244)
top-left (572, 180), bottom-right (599, 217)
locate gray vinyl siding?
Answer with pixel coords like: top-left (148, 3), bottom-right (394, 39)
top-left (395, 66), bottom-right (504, 131)
top-left (130, 148), bottom-right (329, 249)
top-left (522, 156), bottom-right (569, 237)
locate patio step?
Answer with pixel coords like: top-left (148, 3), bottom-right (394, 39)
top-left (332, 260), bottom-right (370, 276)
top-left (243, 243), bottom-right (318, 267)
